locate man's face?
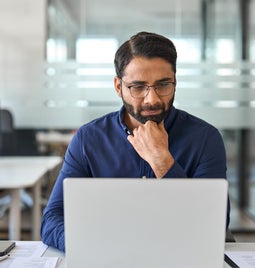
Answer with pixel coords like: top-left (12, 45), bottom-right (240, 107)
top-left (114, 57), bottom-right (176, 129)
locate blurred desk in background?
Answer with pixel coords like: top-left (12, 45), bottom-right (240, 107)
top-left (0, 156), bottom-right (62, 240)
top-left (36, 131), bottom-right (74, 156)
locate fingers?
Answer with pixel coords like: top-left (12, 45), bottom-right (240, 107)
top-left (127, 133), bottom-right (134, 143)
top-left (128, 120), bottom-right (165, 138)
top-left (157, 120), bottom-right (165, 131)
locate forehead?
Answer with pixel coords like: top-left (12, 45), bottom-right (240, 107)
top-left (123, 57), bottom-right (174, 80)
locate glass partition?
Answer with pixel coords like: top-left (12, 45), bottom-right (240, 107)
top-left (1, 0), bottom-right (255, 216)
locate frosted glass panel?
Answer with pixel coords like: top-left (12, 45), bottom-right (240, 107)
top-left (1, 60), bottom-right (255, 129)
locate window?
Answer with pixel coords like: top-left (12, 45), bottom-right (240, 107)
top-left (172, 38), bottom-right (201, 63)
top-left (46, 38), bottom-right (67, 62)
top-left (76, 38), bottom-right (118, 63)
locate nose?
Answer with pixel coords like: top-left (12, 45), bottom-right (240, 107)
top-left (144, 86), bottom-right (161, 105)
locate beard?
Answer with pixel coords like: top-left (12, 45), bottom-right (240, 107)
top-left (122, 94), bottom-right (175, 124)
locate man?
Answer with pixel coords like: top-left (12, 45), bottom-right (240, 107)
top-left (41, 31), bottom-right (230, 252)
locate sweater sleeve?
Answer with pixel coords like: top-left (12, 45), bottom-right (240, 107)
top-left (41, 130), bottom-right (90, 252)
top-left (163, 160), bottom-right (188, 178)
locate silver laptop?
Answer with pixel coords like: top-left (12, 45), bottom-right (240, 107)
top-left (64, 178), bottom-right (228, 268)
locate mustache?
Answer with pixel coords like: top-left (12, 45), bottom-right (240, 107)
top-left (139, 104), bottom-right (164, 111)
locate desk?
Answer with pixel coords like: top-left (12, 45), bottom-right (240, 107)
top-left (0, 241), bottom-right (253, 267)
top-left (36, 131), bottom-right (73, 145)
top-left (0, 156), bottom-right (62, 240)
top-left (36, 131), bottom-right (74, 156)
top-left (41, 243), bottom-right (255, 268)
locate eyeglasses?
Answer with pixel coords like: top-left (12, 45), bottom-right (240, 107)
top-left (120, 79), bottom-right (175, 99)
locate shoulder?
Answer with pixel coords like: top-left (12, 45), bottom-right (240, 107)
top-left (70, 111), bottom-right (123, 145)
top-left (67, 111), bottom-right (120, 149)
top-left (78, 110), bottom-right (119, 133)
top-left (169, 107), bottom-right (223, 143)
top-left (171, 108), bottom-right (226, 156)
top-left (174, 108), bottom-right (218, 131)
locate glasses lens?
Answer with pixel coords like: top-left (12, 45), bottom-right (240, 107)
top-left (155, 83), bottom-right (174, 96)
top-left (122, 79), bottom-right (175, 99)
top-left (130, 85), bottom-right (148, 98)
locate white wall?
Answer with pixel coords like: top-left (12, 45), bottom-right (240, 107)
top-left (0, 0), bottom-right (46, 126)
top-left (0, 1), bottom-right (46, 60)
top-left (0, 0), bottom-right (120, 129)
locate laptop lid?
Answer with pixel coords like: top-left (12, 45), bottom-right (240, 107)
top-left (64, 178), bottom-right (228, 268)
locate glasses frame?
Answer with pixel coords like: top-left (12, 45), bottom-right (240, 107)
top-left (120, 78), bottom-right (175, 99)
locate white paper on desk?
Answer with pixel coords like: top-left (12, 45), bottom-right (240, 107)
top-left (0, 241), bottom-right (58, 268)
top-left (8, 257), bottom-right (59, 268)
top-left (11, 241), bottom-right (48, 258)
top-left (225, 251), bottom-right (255, 267)
top-left (0, 257), bottom-right (59, 268)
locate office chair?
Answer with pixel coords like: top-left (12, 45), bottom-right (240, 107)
top-left (0, 109), bottom-right (16, 216)
top-left (0, 109), bottom-right (16, 155)
top-left (0, 109), bottom-right (33, 217)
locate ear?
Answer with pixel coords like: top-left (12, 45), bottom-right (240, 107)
top-left (114, 76), bottom-right (122, 97)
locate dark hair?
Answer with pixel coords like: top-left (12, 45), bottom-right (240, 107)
top-left (114, 31), bottom-right (177, 78)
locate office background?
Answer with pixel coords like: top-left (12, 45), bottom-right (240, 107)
top-left (0, 0), bottom-right (255, 239)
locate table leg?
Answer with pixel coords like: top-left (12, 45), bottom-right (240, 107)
top-left (32, 180), bottom-right (42, 240)
top-left (9, 189), bottom-right (21, 240)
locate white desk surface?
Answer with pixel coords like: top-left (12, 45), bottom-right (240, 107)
top-left (0, 156), bottom-right (62, 188)
top-left (0, 156), bottom-right (63, 240)
top-left (0, 241), bottom-right (254, 267)
top-left (36, 131), bottom-right (74, 145)
top-left (225, 242), bottom-right (255, 251)
top-left (42, 243), bottom-right (255, 268)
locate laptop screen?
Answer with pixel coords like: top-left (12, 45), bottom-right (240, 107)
top-left (64, 178), bottom-right (228, 268)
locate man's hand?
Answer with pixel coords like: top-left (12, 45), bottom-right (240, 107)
top-left (127, 121), bottom-right (174, 178)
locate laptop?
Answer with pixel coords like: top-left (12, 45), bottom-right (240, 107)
top-left (64, 178), bottom-right (228, 268)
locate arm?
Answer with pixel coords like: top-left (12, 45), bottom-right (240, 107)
top-left (128, 120), bottom-right (227, 179)
top-left (127, 120), bottom-right (229, 228)
top-left (41, 131), bottom-right (90, 252)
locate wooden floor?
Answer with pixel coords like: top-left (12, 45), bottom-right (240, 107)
top-left (229, 202), bottom-right (255, 242)
top-left (228, 179), bottom-right (255, 242)
top-left (0, 208), bottom-right (36, 240)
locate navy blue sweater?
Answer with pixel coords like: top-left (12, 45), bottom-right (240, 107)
top-left (41, 106), bottom-right (230, 252)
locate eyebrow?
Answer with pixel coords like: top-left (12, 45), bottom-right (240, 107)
top-left (155, 77), bottom-right (175, 83)
top-left (128, 77), bottom-right (174, 85)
